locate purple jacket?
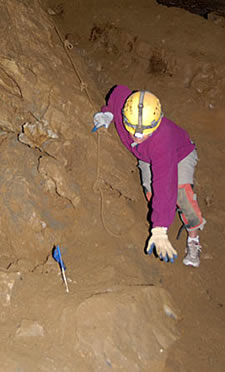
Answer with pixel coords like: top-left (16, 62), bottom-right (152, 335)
top-left (102, 85), bottom-right (195, 228)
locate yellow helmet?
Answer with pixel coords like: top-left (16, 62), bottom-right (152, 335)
top-left (122, 91), bottom-right (163, 137)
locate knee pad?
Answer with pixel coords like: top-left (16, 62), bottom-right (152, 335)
top-left (177, 184), bottom-right (206, 231)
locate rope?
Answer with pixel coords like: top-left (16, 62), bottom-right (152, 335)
top-left (92, 131), bottom-right (122, 238)
top-left (53, 22), bottom-right (121, 238)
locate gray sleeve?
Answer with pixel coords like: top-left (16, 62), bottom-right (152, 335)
top-left (137, 160), bottom-right (152, 193)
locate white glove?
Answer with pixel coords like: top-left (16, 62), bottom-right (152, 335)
top-left (146, 227), bottom-right (177, 263)
top-left (92, 112), bottom-right (114, 132)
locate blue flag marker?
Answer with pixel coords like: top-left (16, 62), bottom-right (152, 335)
top-left (53, 245), bottom-right (66, 270)
top-left (53, 245), bottom-right (69, 293)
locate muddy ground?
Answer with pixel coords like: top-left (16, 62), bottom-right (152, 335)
top-left (0, 0), bottom-right (225, 371)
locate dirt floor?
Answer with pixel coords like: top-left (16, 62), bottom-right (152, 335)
top-left (1, 0), bottom-right (225, 371)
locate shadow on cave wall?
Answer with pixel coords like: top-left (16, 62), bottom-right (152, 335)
top-left (157, 0), bottom-right (225, 18)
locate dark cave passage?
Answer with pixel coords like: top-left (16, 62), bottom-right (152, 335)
top-left (157, 0), bottom-right (225, 18)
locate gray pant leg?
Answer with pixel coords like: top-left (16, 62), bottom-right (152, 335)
top-left (177, 149), bottom-right (206, 230)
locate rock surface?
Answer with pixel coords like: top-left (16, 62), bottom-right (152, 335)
top-left (0, 0), bottom-right (224, 371)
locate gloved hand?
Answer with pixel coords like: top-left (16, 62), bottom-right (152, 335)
top-left (92, 112), bottom-right (114, 132)
top-left (146, 227), bottom-right (177, 263)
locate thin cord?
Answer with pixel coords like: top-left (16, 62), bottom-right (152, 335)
top-left (53, 22), bottom-right (121, 238)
